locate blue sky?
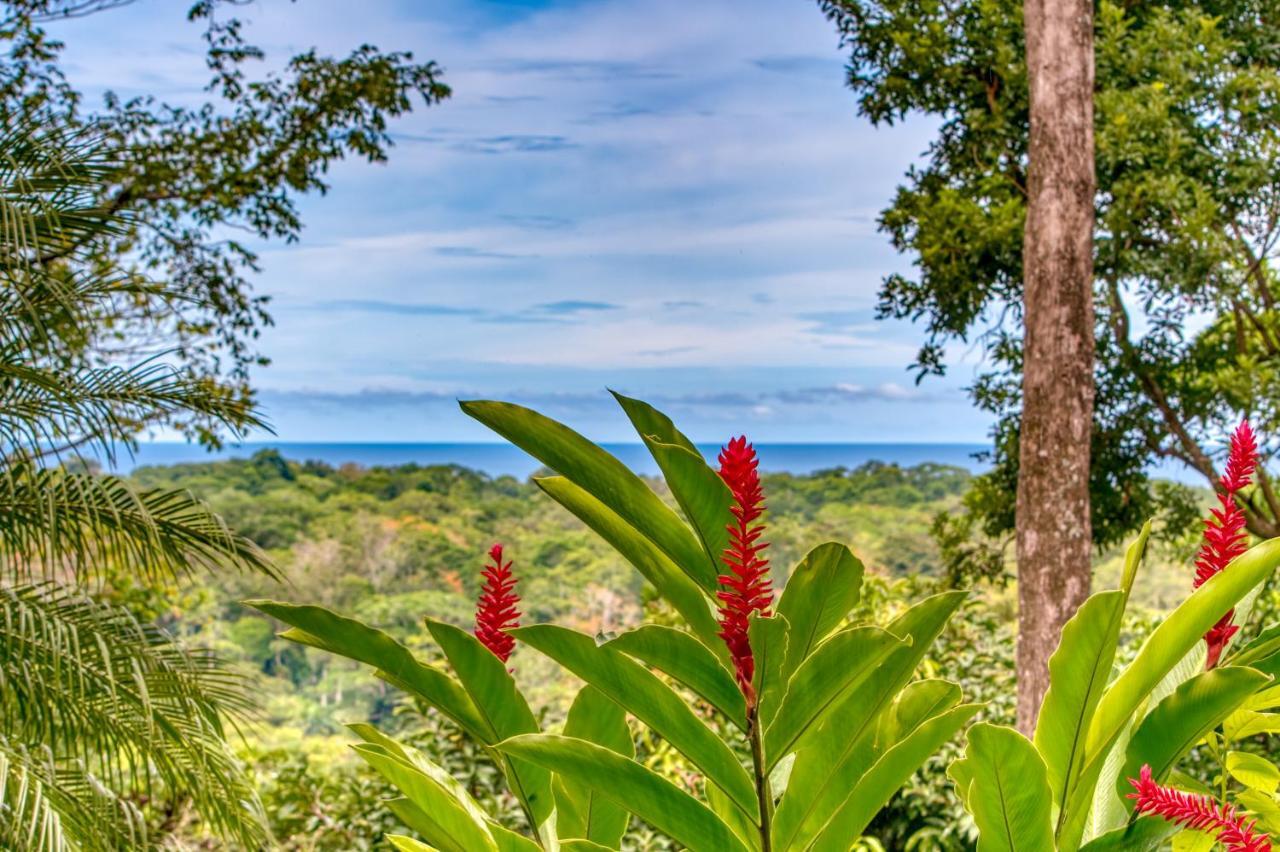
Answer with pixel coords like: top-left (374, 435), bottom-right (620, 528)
top-left (55, 0), bottom-right (994, 444)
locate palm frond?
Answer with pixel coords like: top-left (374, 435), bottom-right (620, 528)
top-left (0, 585), bottom-right (269, 848)
top-left (0, 463), bottom-right (276, 584)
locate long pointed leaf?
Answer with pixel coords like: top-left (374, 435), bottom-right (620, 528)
top-left (774, 542), bottom-right (864, 684)
top-left (534, 476), bottom-right (723, 655)
top-left (246, 601), bottom-right (490, 739)
top-left (460, 400), bottom-right (714, 589)
top-left (426, 619), bottom-right (553, 829)
top-left (512, 624), bottom-right (758, 822)
top-left (606, 625), bottom-right (747, 730)
top-left (554, 686), bottom-right (633, 846)
top-left (499, 735), bottom-right (751, 852)
top-left (962, 724), bottom-right (1054, 852)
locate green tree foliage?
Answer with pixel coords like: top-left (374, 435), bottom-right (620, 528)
top-left (0, 0), bottom-right (449, 443)
top-left (817, 0), bottom-right (1280, 565)
top-left (0, 120), bottom-right (277, 849)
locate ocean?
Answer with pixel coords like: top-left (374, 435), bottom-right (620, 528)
top-left (114, 442), bottom-right (993, 479)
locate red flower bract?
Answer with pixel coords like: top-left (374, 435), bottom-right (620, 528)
top-left (1127, 764), bottom-right (1271, 852)
top-left (1195, 421), bottom-right (1258, 668)
top-left (716, 436), bottom-right (773, 708)
top-left (474, 543), bottom-right (520, 663)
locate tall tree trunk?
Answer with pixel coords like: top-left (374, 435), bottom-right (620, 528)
top-left (1016, 0), bottom-right (1096, 734)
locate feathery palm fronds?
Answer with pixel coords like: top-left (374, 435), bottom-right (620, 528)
top-left (0, 118), bottom-right (276, 847)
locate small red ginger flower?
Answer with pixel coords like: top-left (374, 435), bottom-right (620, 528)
top-left (1128, 764), bottom-right (1271, 852)
top-left (474, 543), bottom-right (520, 663)
top-left (716, 436), bottom-right (773, 710)
top-left (1196, 421), bottom-right (1259, 668)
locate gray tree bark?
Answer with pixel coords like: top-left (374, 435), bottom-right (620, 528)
top-left (1016, 0), bottom-right (1097, 734)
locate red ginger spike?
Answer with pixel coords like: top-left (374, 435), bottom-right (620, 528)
top-left (474, 543), bottom-right (520, 663)
top-left (716, 436), bottom-right (773, 709)
top-left (1128, 764), bottom-right (1271, 852)
top-left (1196, 421), bottom-right (1259, 668)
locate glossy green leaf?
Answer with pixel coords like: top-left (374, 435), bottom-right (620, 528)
top-left (613, 391), bottom-right (732, 583)
top-left (354, 743), bottom-right (498, 852)
top-left (1077, 816), bottom-right (1178, 851)
top-left (1117, 666), bottom-right (1269, 800)
top-left (763, 625), bottom-right (905, 770)
top-left (809, 702), bottom-right (980, 849)
top-left (770, 593), bottom-right (966, 848)
top-left (512, 623), bottom-right (757, 822)
top-left (705, 777), bottom-right (760, 851)
top-left (246, 600), bottom-right (490, 740)
top-left (1236, 789), bottom-right (1280, 834)
top-left (775, 542), bottom-right (864, 684)
top-left (426, 619), bottom-right (553, 828)
top-left (460, 399), bottom-right (713, 589)
top-left (963, 724), bottom-right (1054, 852)
top-left (1227, 751), bottom-right (1280, 794)
top-left (559, 841), bottom-right (614, 852)
top-left (1034, 590), bottom-right (1126, 823)
top-left (773, 678), bottom-right (960, 848)
top-left (750, 613), bottom-right (790, 728)
top-left (499, 734), bottom-right (751, 852)
top-left (606, 624), bottom-right (747, 729)
top-left (554, 686), bottom-right (632, 846)
top-left (387, 836), bottom-right (438, 852)
top-left (1071, 538), bottom-right (1280, 837)
top-left (534, 476), bottom-right (722, 654)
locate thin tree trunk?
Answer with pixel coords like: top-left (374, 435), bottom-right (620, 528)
top-left (1016, 0), bottom-right (1096, 734)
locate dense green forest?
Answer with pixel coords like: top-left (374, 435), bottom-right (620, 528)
top-left (122, 451), bottom-right (1222, 849)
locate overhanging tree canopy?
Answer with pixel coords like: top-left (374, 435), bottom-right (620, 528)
top-left (818, 0), bottom-right (1280, 555)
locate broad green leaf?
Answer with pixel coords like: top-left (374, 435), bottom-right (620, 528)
top-left (1086, 538), bottom-right (1280, 759)
top-left (613, 391), bottom-right (732, 582)
top-left (1227, 751), bottom-right (1280, 794)
top-left (771, 593), bottom-right (967, 848)
top-left (1225, 710), bottom-right (1280, 740)
top-left (750, 613), bottom-right (790, 728)
top-left (499, 734), bottom-right (751, 852)
top-left (949, 757), bottom-right (975, 810)
top-left (246, 601), bottom-right (489, 740)
top-left (963, 724), bottom-right (1054, 852)
top-left (608, 389), bottom-right (701, 454)
top-left (554, 686), bottom-right (632, 847)
top-left (1172, 830), bottom-right (1217, 852)
top-left (426, 619), bottom-right (553, 828)
top-left (1228, 622), bottom-right (1280, 669)
top-left (763, 625), bottom-right (905, 769)
top-left (512, 624), bottom-right (757, 822)
top-left (559, 841), bottom-right (614, 852)
top-left (808, 702), bottom-right (981, 849)
top-left (535, 476), bottom-right (722, 654)
top-left (1076, 817), bottom-right (1178, 852)
top-left (775, 542), bottom-right (864, 683)
top-left (606, 625), bottom-right (746, 730)
top-left (1034, 590), bottom-right (1126, 826)
top-left (489, 824), bottom-right (542, 852)
top-left (387, 837), bottom-right (439, 852)
top-left (354, 743), bottom-right (498, 852)
top-left (705, 777), bottom-right (760, 851)
top-left (774, 679), bottom-right (962, 849)
top-left (1071, 538), bottom-right (1280, 840)
top-left (1236, 789), bottom-right (1280, 834)
top-left (460, 400), bottom-right (714, 590)
top-left (1117, 666), bottom-right (1269, 800)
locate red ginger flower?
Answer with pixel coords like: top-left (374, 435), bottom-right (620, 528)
top-left (1195, 421), bottom-right (1259, 668)
top-left (1128, 764), bottom-right (1271, 852)
top-left (716, 436), bottom-right (773, 709)
top-left (474, 543), bottom-right (520, 663)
